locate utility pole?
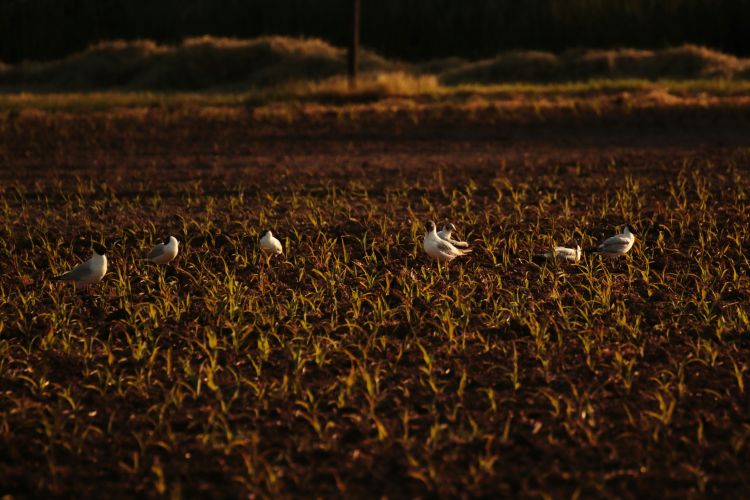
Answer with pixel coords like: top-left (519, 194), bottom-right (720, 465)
top-left (347, 0), bottom-right (360, 90)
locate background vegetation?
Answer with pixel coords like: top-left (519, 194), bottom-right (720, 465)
top-left (2, 36), bottom-right (749, 92)
top-left (3, 0), bottom-right (750, 65)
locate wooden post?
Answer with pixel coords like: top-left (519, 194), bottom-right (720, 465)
top-left (347, 0), bottom-right (360, 90)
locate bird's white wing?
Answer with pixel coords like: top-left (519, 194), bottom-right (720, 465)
top-left (146, 244), bottom-right (166, 260)
top-left (435, 239), bottom-right (455, 253)
top-left (436, 240), bottom-right (460, 256)
top-left (542, 247), bottom-right (573, 260)
top-left (598, 235), bottom-right (632, 253)
top-left (436, 239), bottom-right (470, 256)
top-left (447, 238), bottom-right (469, 249)
top-left (58, 260), bottom-right (94, 281)
top-left (437, 230), bottom-right (469, 248)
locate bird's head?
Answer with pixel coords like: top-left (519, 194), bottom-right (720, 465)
top-left (426, 221), bottom-right (436, 233)
top-left (93, 243), bottom-right (107, 256)
top-left (444, 222), bottom-right (457, 233)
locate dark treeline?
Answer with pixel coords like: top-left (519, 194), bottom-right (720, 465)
top-left (3, 0), bottom-right (750, 64)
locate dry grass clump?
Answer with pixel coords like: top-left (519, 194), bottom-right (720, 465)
top-left (440, 51), bottom-right (563, 85)
top-left (650, 45), bottom-right (747, 78)
top-left (276, 72), bottom-right (440, 102)
top-left (5, 39), bottom-right (165, 89)
top-left (441, 45), bottom-right (750, 84)
top-left (0, 36), bottom-right (393, 91)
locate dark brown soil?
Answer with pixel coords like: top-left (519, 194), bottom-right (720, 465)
top-left (0, 101), bottom-right (749, 498)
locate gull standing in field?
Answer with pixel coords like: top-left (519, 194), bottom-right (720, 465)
top-left (437, 222), bottom-right (470, 249)
top-left (146, 236), bottom-right (179, 264)
top-left (260, 230), bottom-right (283, 255)
top-left (536, 244), bottom-right (582, 263)
top-left (592, 225), bottom-right (636, 257)
top-left (423, 220), bottom-right (471, 262)
top-left (52, 243), bottom-right (108, 286)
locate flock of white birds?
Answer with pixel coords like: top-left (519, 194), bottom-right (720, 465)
top-left (51, 223), bottom-right (635, 287)
top-left (423, 221), bottom-right (635, 264)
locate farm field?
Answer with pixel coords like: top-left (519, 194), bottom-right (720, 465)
top-left (1, 93), bottom-right (750, 497)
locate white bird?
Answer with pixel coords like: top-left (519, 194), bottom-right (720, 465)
top-left (437, 222), bottom-right (469, 249)
top-left (593, 226), bottom-right (636, 257)
top-left (260, 230), bottom-right (283, 255)
top-left (146, 236), bottom-right (179, 264)
top-left (423, 220), bottom-right (471, 262)
top-left (52, 243), bottom-right (108, 285)
top-left (541, 245), bottom-right (582, 263)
